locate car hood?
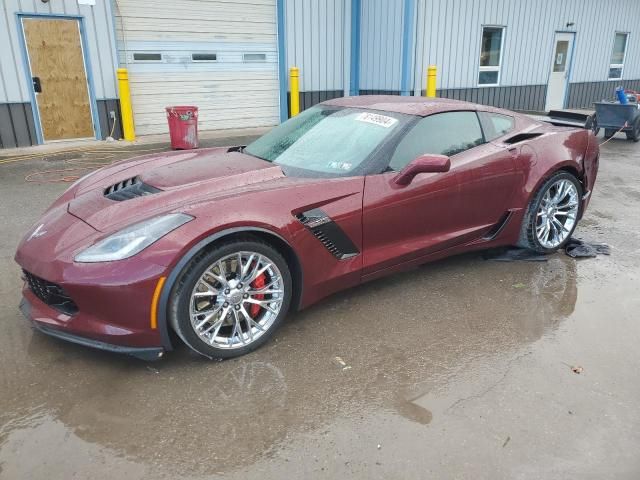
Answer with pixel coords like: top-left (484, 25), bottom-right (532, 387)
top-left (67, 147), bottom-right (289, 232)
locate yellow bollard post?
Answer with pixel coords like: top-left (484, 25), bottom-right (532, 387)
top-left (426, 65), bottom-right (437, 98)
top-left (117, 68), bottom-right (135, 141)
top-left (289, 67), bottom-right (300, 117)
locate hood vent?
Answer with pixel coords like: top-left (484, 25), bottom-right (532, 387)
top-left (104, 176), bottom-right (162, 201)
top-left (296, 208), bottom-right (359, 260)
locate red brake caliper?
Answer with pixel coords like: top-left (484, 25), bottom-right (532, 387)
top-left (249, 272), bottom-right (266, 318)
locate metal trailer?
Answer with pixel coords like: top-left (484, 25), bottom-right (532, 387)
top-left (594, 102), bottom-right (640, 142)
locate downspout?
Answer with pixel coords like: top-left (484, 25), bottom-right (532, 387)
top-left (276, 0), bottom-right (288, 122)
top-left (349, 0), bottom-right (361, 96)
top-left (400, 0), bottom-right (415, 96)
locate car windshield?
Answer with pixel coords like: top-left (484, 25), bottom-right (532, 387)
top-left (244, 106), bottom-right (408, 176)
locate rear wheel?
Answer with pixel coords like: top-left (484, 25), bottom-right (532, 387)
top-left (517, 172), bottom-right (582, 253)
top-left (625, 118), bottom-right (640, 142)
top-left (169, 239), bottom-right (292, 359)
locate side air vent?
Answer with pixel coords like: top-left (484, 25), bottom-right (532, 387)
top-left (104, 176), bottom-right (162, 201)
top-left (503, 132), bottom-right (543, 144)
top-left (482, 211), bottom-right (513, 240)
top-left (296, 208), bottom-right (359, 260)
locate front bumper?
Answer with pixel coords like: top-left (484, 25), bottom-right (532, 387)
top-left (15, 206), bottom-right (178, 356)
top-left (20, 298), bottom-right (164, 361)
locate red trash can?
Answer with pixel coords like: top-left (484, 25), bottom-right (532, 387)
top-left (165, 106), bottom-right (199, 150)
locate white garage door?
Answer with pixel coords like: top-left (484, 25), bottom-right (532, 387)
top-left (114, 0), bottom-right (279, 135)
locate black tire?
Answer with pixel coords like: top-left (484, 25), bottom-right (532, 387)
top-left (517, 172), bottom-right (583, 254)
top-left (604, 129), bottom-right (615, 139)
top-left (625, 119), bottom-right (640, 142)
top-left (169, 237), bottom-right (292, 359)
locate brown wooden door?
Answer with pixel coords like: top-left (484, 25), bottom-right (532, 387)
top-left (23, 18), bottom-right (95, 141)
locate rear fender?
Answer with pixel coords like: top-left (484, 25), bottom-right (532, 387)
top-left (518, 129), bottom-right (587, 202)
top-left (583, 132), bottom-right (600, 194)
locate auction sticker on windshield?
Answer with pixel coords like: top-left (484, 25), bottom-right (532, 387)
top-left (355, 112), bottom-right (398, 128)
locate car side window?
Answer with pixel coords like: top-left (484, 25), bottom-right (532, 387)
top-left (478, 111), bottom-right (515, 141)
top-left (388, 111), bottom-right (485, 171)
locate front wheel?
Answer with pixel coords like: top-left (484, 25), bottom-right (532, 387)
top-left (517, 172), bottom-right (582, 253)
top-left (169, 238), bottom-right (292, 359)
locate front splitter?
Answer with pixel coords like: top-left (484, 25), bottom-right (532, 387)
top-left (20, 299), bottom-right (165, 361)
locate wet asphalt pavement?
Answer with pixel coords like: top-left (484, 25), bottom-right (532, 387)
top-left (1, 134), bottom-right (639, 479)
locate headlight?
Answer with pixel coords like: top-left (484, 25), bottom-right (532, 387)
top-left (75, 213), bottom-right (193, 263)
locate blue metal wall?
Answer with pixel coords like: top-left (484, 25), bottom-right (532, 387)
top-left (284, 0), bottom-right (350, 110)
top-left (359, 0), bottom-right (404, 94)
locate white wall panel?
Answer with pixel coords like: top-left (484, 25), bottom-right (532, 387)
top-left (413, 0), bottom-right (640, 92)
top-left (113, 0), bottom-right (277, 43)
top-left (129, 70), bottom-right (279, 133)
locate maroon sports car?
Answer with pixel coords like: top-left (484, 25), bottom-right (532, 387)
top-left (15, 96), bottom-right (599, 360)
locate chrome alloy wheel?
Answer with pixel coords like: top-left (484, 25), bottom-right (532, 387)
top-left (189, 251), bottom-right (285, 349)
top-left (535, 179), bottom-right (579, 249)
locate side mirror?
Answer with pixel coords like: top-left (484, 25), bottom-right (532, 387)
top-left (392, 154), bottom-right (451, 186)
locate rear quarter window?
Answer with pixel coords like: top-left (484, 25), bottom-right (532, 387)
top-left (479, 111), bottom-right (515, 140)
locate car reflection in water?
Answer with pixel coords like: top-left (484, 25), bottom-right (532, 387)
top-left (1, 252), bottom-right (577, 477)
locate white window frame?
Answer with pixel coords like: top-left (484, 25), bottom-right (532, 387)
top-left (478, 25), bottom-right (505, 87)
top-left (608, 32), bottom-right (629, 81)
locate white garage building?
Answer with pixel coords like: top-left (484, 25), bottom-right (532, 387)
top-left (1, 0), bottom-right (640, 148)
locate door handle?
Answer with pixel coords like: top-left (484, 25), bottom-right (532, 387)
top-left (32, 77), bottom-right (42, 93)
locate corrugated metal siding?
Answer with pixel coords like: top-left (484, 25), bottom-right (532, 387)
top-left (0, 0), bottom-right (118, 103)
top-left (288, 90), bottom-right (344, 113)
top-left (436, 85), bottom-right (547, 112)
top-left (114, 0), bottom-right (280, 135)
top-left (0, 102), bottom-right (37, 148)
top-left (567, 80), bottom-right (640, 109)
top-left (97, 99), bottom-right (123, 140)
top-left (566, 0), bottom-right (640, 82)
top-left (284, 0), bottom-right (349, 99)
top-left (359, 0), bottom-right (403, 92)
top-left (413, 0), bottom-right (640, 92)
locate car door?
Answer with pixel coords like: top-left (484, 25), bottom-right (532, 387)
top-left (452, 141), bottom-right (519, 235)
top-left (466, 111), bottom-right (521, 227)
top-left (362, 110), bottom-right (520, 277)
